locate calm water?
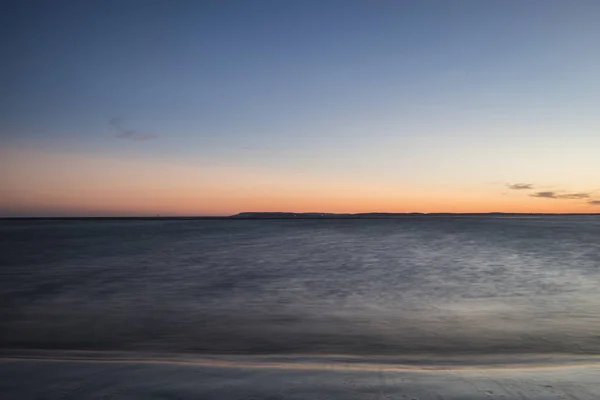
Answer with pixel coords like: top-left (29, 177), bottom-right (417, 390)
top-left (1, 217), bottom-right (600, 359)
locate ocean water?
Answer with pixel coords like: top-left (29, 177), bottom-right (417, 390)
top-left (1, 217), bottom-right (600, 360)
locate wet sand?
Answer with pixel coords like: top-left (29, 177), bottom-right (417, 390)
top-left (1, 352), bottom-right (599, 399)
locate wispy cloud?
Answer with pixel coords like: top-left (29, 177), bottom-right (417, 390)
top-left (110, 117), bottom-right (157, 141)
top-left (530, 191), bottom-right (558, 198)
top-left (557, 193), bottom-right (589, 200)
top-left (109, 116), bottom-right (125, 129)
top-left (510, 182), bottom-right (598, 207)
top-left (530, 191), bottom-right (590, 200)
top-left (117, 131), bottom-right (157, 141)
top-left (508, 183), bottom-right (533, 190)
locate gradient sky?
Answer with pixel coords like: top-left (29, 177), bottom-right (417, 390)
top-left (2, 0), bottom-right (600, 216)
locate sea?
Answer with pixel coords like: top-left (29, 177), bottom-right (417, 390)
top-left (2, 216), bottom-right (600, 362)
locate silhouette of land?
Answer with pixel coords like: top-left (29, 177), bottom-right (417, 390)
top-left (230, 212), bottom-right (600, 219)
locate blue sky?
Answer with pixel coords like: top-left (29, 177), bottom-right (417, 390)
top-left (2, 1), bottom-right (600, 215)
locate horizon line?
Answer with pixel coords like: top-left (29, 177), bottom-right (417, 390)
top-left (2, 211), bottom-right (600, 220)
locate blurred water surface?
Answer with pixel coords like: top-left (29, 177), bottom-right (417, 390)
top-left (1, 217), bottom-right (600, 358)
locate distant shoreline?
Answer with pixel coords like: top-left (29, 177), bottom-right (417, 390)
top-left (2, 212), bottom-right (599, 220)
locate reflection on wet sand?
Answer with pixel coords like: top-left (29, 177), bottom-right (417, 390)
top-left (1, 355), bottom-right (600, 400)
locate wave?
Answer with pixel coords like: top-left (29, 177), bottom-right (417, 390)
top-left (3, 349), bottom-right (600, 372)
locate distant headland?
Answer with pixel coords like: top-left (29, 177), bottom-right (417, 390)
top-left (230, 212), bottom-right (599, 219)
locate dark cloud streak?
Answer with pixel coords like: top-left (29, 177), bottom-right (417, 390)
top-left (508, 183), bottom-right (533, 190)
top-left (110, 117), bottom-right (157, 141)
top-left (506, 183), bottom-right (598, 207)
top-left (530, 191), bottom-right (557, 198)
top-left (109, 116), bottom-right (125, 129)
top-left (530, 191), bottom-right (590, 200)
top-left (557, 193), bottom-right (589, 200)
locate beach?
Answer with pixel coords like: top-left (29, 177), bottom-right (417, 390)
top-left (2, 351), bottom-right (600, 399)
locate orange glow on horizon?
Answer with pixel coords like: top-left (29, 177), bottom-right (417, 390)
top-left (2, 146), bottom-right (598, 216)
top-left (4, 191), bottom-right (595, 216)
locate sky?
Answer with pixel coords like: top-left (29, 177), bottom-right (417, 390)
top-left (2, 0), bottom-right (600, 216)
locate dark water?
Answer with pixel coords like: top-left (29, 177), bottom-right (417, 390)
top-left (1, 217), bottom-right (600, 359)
